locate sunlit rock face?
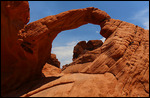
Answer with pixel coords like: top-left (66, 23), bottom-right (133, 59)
top-left (1, 1), bottom-right (149, 97)
top-left (62, 19), bottom-right (149, 97)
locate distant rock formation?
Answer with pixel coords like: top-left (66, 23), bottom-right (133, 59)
top-left (62, 40), bottom-right (103, 71)
top-left (1, 1), bottom-right (149, 97)
top-left (73, 41), bottom-right (87, 60)
top-left (73, 40), bottom-right (103, 60)
top-left (46, 54), bottom-right (60, 68)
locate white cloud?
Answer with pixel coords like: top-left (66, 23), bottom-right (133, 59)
top-left (96, 31), bottom-right (99, 33)
top-left (52, 41), bottom-right (78, 68)
top-left (131, 8), bottom-right (149, 30)
top-left (66, 41), bottom-right (77, 46)
top-left (100, 37), bottom-right (106, 43)
top-left (143, 21), bottom-right (149, 30)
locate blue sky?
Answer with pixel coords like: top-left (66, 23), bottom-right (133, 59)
top-left (28, 1), bottom-right (149, 68)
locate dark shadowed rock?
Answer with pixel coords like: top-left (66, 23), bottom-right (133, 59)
top-left (86, 40), bottom-right (103, 50)
top-left (46, 54), bottom-right (60, 68)
top-left (73, 41), bottom-right (87, 60)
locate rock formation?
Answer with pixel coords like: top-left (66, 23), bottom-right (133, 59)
top-left (73, 40), bottom-right (103, 60)
top-left (1, 1), bottom-right (31, 95)
top-left (46, 53), bottom-right (60, 68)
top-left (62, 40), bottom-right (103, 71)
top-left (42, 63), bottom-right (61, 77)
top-left (73, 41), bottom-right (87, 60)
top-left (1, 1), bottom-right (149, 97)
top-left (86, 40), bottom-right (103, 50)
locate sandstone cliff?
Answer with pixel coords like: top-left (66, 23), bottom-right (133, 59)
top-left (1, 1), bottom-right (31, 95)
top-left (1, 1), bottom-right (149, 97)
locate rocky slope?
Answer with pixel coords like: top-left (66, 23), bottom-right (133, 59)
top-left (1, 1), bottom-right (149, 97)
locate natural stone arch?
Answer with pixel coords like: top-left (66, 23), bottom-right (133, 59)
top-left (19, 7), bottom-right (149, 97)
top-left (2, 5), bottom-right (112, 94)
top-left (18, 7), bottom-right (111, 76)
top-left (1, 2), bottom-right (149, 97)
top-left (19, 7), bottom-right (111, 45)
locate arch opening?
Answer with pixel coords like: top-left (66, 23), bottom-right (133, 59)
top-left (51, 23), bottom-right (104, 68)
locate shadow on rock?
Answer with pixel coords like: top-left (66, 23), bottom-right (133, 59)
top-left (4, 76), bottom-right (61, 97)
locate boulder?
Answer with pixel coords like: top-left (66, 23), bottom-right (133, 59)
top-left (86, 40), bottom-right (103, 50)
top-left (42, 63), bottom-right (61, 77)
top-left (46, 54), bottom-right (60, 68)
top-left (73, 41), bottom-right (87, 60)
top-left (73, 40), bottom-right (103, 60)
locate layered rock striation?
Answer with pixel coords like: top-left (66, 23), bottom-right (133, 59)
top-left (62, 19), bottom-right (149, 97)
top-left (1, 1), bottom-right (149, 97)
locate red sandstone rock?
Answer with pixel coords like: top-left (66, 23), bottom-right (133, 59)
top-left (81, 20), bottom-right (149, 97)
top-left (73, 41), bottom-right (87, 60)
top-left (63, 40), bottom-right (103, 71)
top-left (62, 62), bottom-right (92, 74)
top-left (1, 1), bottom-right (30, 95)
top-left (73, 40), bottom-right (103, 60)
top-left (46, 54), bottom-right (60, 68)
top-left (42, 63), bottom-right (61, 77)
top-left (1, 2), bottom-right (110, 96)
top-left (86, 40), bottom-right (103, 50)
top-left (1, 1), bottom-right (149, 97)
top-left (22, 73), bottom-right (119, 97)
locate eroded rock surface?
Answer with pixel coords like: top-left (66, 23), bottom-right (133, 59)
top-left (42, 63), bottom-right (61, 77)
top-left (63, 19), bottom-right (149, 97)
top-left (1, 1), bottom-right (31, 95)
top-left (22, 73), bottom-right (119, 97)
top-left (1, 1), bottom-right (149, 97)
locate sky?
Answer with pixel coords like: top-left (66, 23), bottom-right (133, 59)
top-left (28, 1), bottom-right (149, 68)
